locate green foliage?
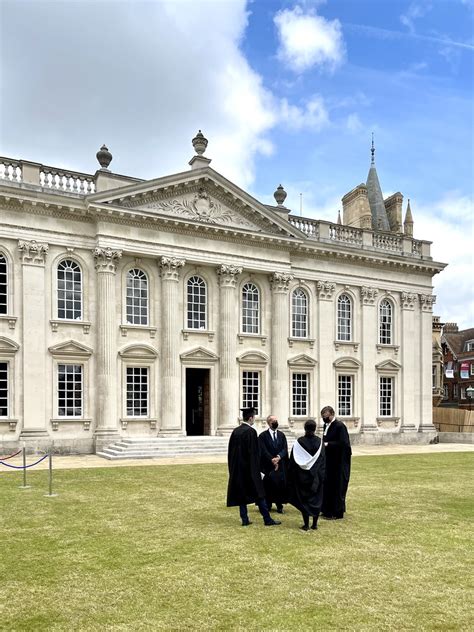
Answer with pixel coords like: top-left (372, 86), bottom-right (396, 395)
top-left (1, 453), bottom-right (473, 631)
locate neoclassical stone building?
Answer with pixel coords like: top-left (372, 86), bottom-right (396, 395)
top-left (0, 133), bottom-right (445, 453)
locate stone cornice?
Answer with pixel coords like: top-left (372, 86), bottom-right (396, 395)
top-left (18, 239), bottom-right (49, 265)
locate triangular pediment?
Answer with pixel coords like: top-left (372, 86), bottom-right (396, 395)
top-left (334, 356), bottom-right (361, 369)
top-left (48, 340), bottom-right (93, 357)
top-left (180, 346), bottom-right (218, 361)
top-left (119, 344), bottom-right (158, 359)
top-left (288, 353), bottom-right (317, 367)
top-left (376, 359), bottom-right (401, 371)
top-left (87, 167), bottom-right (301, 238)
top-left (238, 351), bottom-right (269, 364)
top-left (0, 336), bottom-right (20, 355)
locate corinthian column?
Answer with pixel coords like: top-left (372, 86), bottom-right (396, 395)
top-left (19, 240), bottom-right (49, 445)
top-left (216, 264), bottom-right (242, 433)
top-left (360, 287), bottom-right (378, 432)
top-left (270, 272), bottom-right (293, 428)
top-left (419, 294), bottom-right (437, 435)
top-left (93, 246), bottom-right (122, 451)
top-left (159, 256), bottom-right (185, 434)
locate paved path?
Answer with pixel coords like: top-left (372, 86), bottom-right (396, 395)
top-left (1, 443), bottom-right (473, 471)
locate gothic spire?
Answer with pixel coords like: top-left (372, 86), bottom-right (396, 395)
top-left (366, 135), bottom-right (390, 231)
top-left (404, 199), bottom-right (414, 237)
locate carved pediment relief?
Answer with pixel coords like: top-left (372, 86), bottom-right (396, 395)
top-left (288, 354), bottom-right (317, 368)
top-left (180, 346), bottom-right (218, 361)
top-left (333, 357), bottom-right (361, 369)
top-left (49, 340), bottom-right (93, 357)
top-left (0, 336), bottom-right (20, 356)
top-left (238, 351), bottom-right (269, 364)
top-left (119, 344), bottom-right (158, 360)
top-left (375, 359), bottom-right (401, 371)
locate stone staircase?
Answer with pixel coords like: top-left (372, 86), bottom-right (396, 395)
top-left (97, 436), bottom-right (231, 460)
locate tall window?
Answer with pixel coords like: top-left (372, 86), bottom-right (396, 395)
top-left (379, 300), bottom-right (393, 344)
top-left (126, 367), bottom-right (149, 417)
top-left (292, 373), bottom-right (308, 416)
top-left (0, 362), bottom-right (8, 417)
top-left (242, 283), bottom-right (260, 334)
top-left (57, 260), bottom-right (82, 320)
top-left (338, 375), bottom-right (353, 416)
top-left (379, 376), bottom-right (393, 416)
top-left (242, 371), bottom-right (260, 414)
top-left (58, 364), bottom-right (83, 417)
top-left (0, 254), bottom-right (7, 315)
top-left (337, 294), bottom-right (352, 341)
top-left (126, 269), bottom-right (148, 325)
top-left (187, 276), bottom-right (207, 329)
top-left (291, 289), bottom-right (308, 338)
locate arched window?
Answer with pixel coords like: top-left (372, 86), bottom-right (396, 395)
top-left (379, 299), bottom-right (393, 345)
top-left (187, 275), bottom-right (207, 329)
top-left (242, 283), bottom-right (259, 334)
top-left (337, 294), bottom-right (352, 341)
top-left (291, 288), bottom-right (308, 338)
top-left (126, 269), bottom-right (148, 325)
top-left (57, 260), bottom-right (82, 320)
top-left (0, 254), bottom-right (7, 315)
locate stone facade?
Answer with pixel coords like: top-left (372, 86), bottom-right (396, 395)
top-left (0, 135), bottom-right (446, 453)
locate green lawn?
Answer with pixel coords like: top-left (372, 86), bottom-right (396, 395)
top-left (1, 453), bottom-right (473, 631)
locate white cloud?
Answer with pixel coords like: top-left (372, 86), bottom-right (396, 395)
top-left (279, 95), bottom-right (329, 131)
top-left (346, 113), bottom-right (363, 132)
top-left (274, 5), bottom-right (345, 73)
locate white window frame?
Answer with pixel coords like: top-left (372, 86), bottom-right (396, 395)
top-left (379, 299), bottom-right (393, 345)
top-left (379, 376), bottom-right (394, 417)
top-left (57, 363), bottom-right (84, 418)
top-left (338, 374), bottom-right (353, 417)
top-left (57, 259), bottom-right (83, 321)
top-left (0, 361), bottom-right (9, 417)
top-left (291, 288), bottom-right (308, 338)
top-left (0, 253), bottom-right (7, 316)
top-left (186, 275), bottom-right (207, 330)
top-left (241, 370), bottom-right (261, 415)
top-left (125, 366), bottom-right (149, 418)
top-left (126, 268), bottom-right (149, 326)
top-left (241, 282), bottom-right (260, 334)
top-left (119, 344), bottom-right (158, 427)
top-left (291, 372), bottom-right (309, 416)
top-left (337, 294), bottom-right (352, 341)
top-left (465, 341), bottom-right (474, 352)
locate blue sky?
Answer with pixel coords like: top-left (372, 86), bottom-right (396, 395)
top-left (1, 0), bottom-right (473, 327)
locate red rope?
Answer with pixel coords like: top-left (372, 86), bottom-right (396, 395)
top-left (0, 449), bottom-right (22, 461)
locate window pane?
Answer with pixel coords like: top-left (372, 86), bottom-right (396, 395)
top-left (0, 254), bottom-right (7, 315)
top-left (242, 371), bottom-right (260, 414)
top-left (338, 375), bottom-right (352, 416)
top-left (242, 283), bottom-right (259, 334)
top-left (57, 364), bottom-right (83, 417)
top-left (0, 362), bottom-right (8, 416)
top-left (292, 373), bottom-right (308, 416)
top-left (379, 376), bottom-right (393, 416)
top-left (379, 300), bottom-right (393, 344)
top-left (57, 260), bottom-right (82, 320)
top-left (337, 294), bottom-right (352, 341)
top-left (292, 289), bottom-right (308, 338)
top-left (126, 367), bottom-right (149, 417)
top-left (187, 276), bottom-right (207, 329)
top-left (126, 269), bottom-right (148, 325)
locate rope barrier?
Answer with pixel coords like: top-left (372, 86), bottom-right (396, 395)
top-left (0, 449), bottom-right (22, 460)
top-left (0, 453), bottom-right (49, 469)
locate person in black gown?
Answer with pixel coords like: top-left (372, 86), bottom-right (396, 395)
top-left (258, 415), bottom-right (288, 514)
top-left (288, 419), bottom-right (326, 531)
top-left (320, 405), bottom-right (352, 520)
top-left (226, 407), bottom-right (281, 527)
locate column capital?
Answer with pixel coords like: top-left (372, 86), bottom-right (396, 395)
top-left (217, 264), bottom-right (242, 288)
top-left (316, 280), bottom-right (336, 301)
top-left (93, 246), bottom-right (122, 273)
top-left (401, 291), bottom-right (417, 310)
top-left (160, 256), bottom-right (185, 281)
top-left (270, 272), bottom-right (293, 293)
top-left (360, 286), bottom-right (378, 306)
top-left (18, 239), bottom-right (49, 266)
top-left (419, 293), bottom-right (436, 312)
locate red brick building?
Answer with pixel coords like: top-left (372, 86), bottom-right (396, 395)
top-left (441, 324), bottom-right (474, 408)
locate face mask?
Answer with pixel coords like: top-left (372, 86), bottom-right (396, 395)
top-left (270, 421), bottom-right (278, 429)
top-left (323, 417), bottom-right (330, 424)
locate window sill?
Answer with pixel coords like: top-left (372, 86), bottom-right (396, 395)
top-left (51, 418), bottom-right (91, 431)
top-left (376, 417), bottom-right (400, 429)
top-left (334, 340), bottom-right (359, 352)
top-left (50, 319), bottom-right (91, 334)
top-left (0, 418), bottom-right (18, 432)
top-left (121, 417), bottom-right (157, 430)
top-left (120, 324), bottom-right (157, 339)
top-left (182, 329), bottom-right (215, 342)
top-left (376, 344), bottom-right (399, 355)
top-left (0, 315), bottom-right (17, 330)
top-left (238, 333), bottom-right (267, 346)
top-left (288, 337), bottom-right (315, 349)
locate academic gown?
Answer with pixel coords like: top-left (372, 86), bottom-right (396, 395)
top-left (321, 419), bottom-right (352, 518)
top-left (258, 429), bottom-right (288, 506)
top-left (288, 435), bottom-right (326, 517)
top-left (227, 423), bottom-right (265, 507)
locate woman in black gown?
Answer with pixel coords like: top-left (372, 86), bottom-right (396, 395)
top-left (288, 419), bottom-right (326, 531)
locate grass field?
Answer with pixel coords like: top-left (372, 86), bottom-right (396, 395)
top-left (1, 452), bottom-right (473, 631)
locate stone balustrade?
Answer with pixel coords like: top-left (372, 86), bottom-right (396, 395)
top-left (0, 156), bottom-right (95, 193)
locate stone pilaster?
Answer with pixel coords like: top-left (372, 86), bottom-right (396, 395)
top-left (400, 292), bottom-right (417, 431)
top-left (159, 257), bottom-right (185, 434)
top-left (216, 265), bottom-right (242, 432)
top-left (419, 294), bottom-right (437, 433)
top-left (19, 240), bottom-right (49, 444)
top-left (360, 287), bottom-right (378, 431)
top-left (316, 281), bottom-right (336, 413)
top-left (93, 246), bottom-right (122, 451)
top-left (270, 273), bottom-right (293, 427)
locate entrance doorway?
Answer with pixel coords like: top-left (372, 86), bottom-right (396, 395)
top-left (185, 368), bottom-right (210, 435)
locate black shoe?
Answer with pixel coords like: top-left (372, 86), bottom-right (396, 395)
top-left (300, 525), bottom-right (310, 531)
top-left (311, 524), bottom-right (318, 530)
top-left (276, 506), bottom-right (284, 514)
top-left (264, 519), bottom-right (281, 526)
top-left (241, 520), bottom-right (252, 526)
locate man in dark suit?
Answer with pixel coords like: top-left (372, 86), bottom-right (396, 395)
top-left (227, 407), bottom-right (281, 527)
top-left (320, 405), bottom-right (352, 520)
top-left (259, 415), bottom-right (288, 514)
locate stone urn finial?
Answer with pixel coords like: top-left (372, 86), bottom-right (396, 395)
top-left (192, 130), bottom-right (208, 156)
top-left (96, 144), bottom-right (112, 170)
top-left (274, 184), bottom-right (287, 206)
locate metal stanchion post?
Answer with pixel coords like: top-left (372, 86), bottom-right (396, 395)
top-left (44, 449), bottom-right (57, 498)
top-left (19, 444), bottom-right (31, 489)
